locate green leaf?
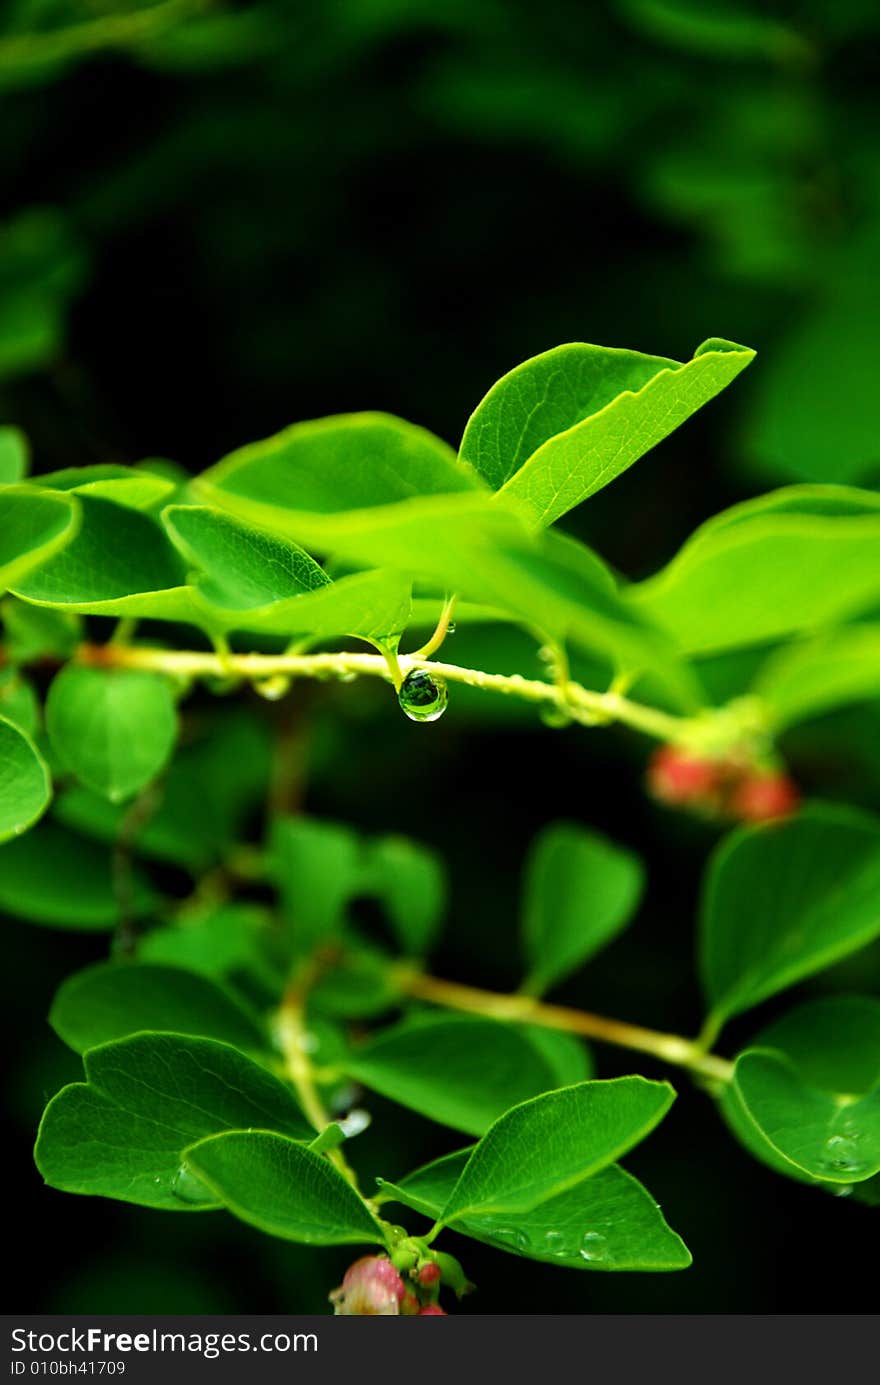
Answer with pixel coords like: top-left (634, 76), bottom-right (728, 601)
top-left (518, 1026), bottom-right (594, 1086)
top-left (631, 487), bottom-right (880, 654)
top-left (184, 1129), bottom-right (385, 1245)
top-left (522, 822), bottom-right (645, 995)
top-left (137, 904), bottom-right (279, 988)
top-left (0, 208), bottom-right (85, 380)
top-left (346, 1014), bottom-right (590, 1135)
top-left (380, 1150), bottom-right (690, 1271)
top-left (163, 503), bottom-right (329, 606)
top-left (198, 411), bottom-right (479, 545)
top-left (35, 1033), bottom-right (311, 1209)
top-left (46, 664), bottom-right (178, 803)
top-left (700, 803), bottom-right (880, 1030)
top-left (35, 465), bottom-right (176, 511)
top-left (0, 669), bottom-right (39, 735)
top-left (753, 626), bottom-right (880, 729)
top-left (0, 715), bottom-right (51, 842)
top-left (0, 426), bottom-right (28, 483)
top-left (459, 338), bottom-right (753, 525)
top-left (438, 1077), bottom-right (675, 1223)
top-left (55, 707), bottom-right (272, 873)
top-left (269, 816), bottom-right (363, 953)
top-left (49, 962), bottom-right (268, 1055)
top-left (361, 834), bottom-right (446, 955)
top-left (0, 820), bottom-right (154, 928)
top-left (11, 494), bottom-right (196, 622)
top-left (723, 997), bottom-right (880, 1185)
top-left (0, 597), bottom-right (80, 663)
top-left (0, 486), bottom-right (79, 590)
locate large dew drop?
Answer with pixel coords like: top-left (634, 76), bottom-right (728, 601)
top-left (171, 1165), bottom-right (216, 1206)
top-left (398, 669), bottom-right (448, 723)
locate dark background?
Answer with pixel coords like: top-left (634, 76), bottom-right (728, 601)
top-left (1, 0), bottom-right (878, 1314)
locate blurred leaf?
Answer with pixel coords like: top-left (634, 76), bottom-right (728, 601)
top-left (347, 1013), bottom-right (582, 1135)
top-left (439, 1078), bottom-right (675, 1223)
top-left (36, 1033), bottom-right (311, 1209)
top-left (46, 665), bottom-right (178, 802)
top-left (138, 903), bottom-right (280, 988)
top-left (0, 819), bottom-right (154, 928)
top-left (0, 597), bottom-right (80, 663)
top-left (361, 834), bottom-right (446, 955)
top-left (49, 961), bottom-right (267, 1055)
top-left (722, 996), bottom-right (880, 1185)
top-left (0, 668), bottom-right (39, 735)
top-left (0, 486), bottom-right (79, 590)
top-left (0, 714), bottom-right (51, 842)
top-left (269, 815), bottom-right (362, 954)
top-left (632, 487), bottom-right (880, 654)
top-left (0, 426), bottom-right (28, 482)
top-left (617, 0), bottom-right (810, 62)
top-left (521, 822), bottom-right (645, 995)
top-left (381, 1149), bottom-right (690, 1270)
top-left (700, 804), bottom-right (880, 1029)
top-left (460, 338), bottom-right (753, 525)
top-left (754, 626), bottom-right (880, 729)
top-left (35, 464), bottom-right (176, 511)
top-left (184, 1129), bottom-right (384, 1244)
top-left (0, 208), bottom-right (86, 379)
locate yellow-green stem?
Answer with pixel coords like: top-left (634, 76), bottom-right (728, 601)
top-left (399, 970), bottom-right (734, 1085)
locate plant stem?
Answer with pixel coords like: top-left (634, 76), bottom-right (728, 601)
top-left (399, 970), bottom-right (734, 1085)
top-left (78, 641), bottom-right (691, 742)
top-left (412, 594), bottom-right (458, 659)
top-left (277, 968), bottom-right (360, 1188)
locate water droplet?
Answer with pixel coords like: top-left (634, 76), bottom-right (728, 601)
top-left (486, 1224), bottom-right (530, 1253)
top-left (542, 1230), bottom-right (571, 1259)
top-left (539, 703), bottom-right (571, 729)
top-left (171, 1165), bottom-right (216, 1206)
top-left (579, 1231), bottom-right (607, 1263)
top-left (254, 674), bottom-right (290, 701)
top-left (821, 1135), bottom-right (865, 1176)
top-left (336, 1108), bottom-right (371, 1138)
top-left (398, 669), bottom-right (448, 723)
top-left (338, 670), bottom-right (358, 683)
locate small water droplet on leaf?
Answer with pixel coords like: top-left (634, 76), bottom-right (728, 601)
top-left (171, 1165), bottom-right (216, 1205)
top-left (542, 1230), bottom-right (571, 1258)
top-left (579, 1231), bottom-right (607, 1263)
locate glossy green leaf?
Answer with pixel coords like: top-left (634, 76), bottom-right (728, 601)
top-left (632, 487), bottom-right (880, 654)
top-left (753, 626), bottom-right (880, 729)
top-left (380, 1149), bottom-right (690, 1271)
top-left (163, 503), bottom-right (329, 605)
top-left (198, 411), bottom-right (479, 545)
top-left (522, 822), bottom-right (645, 995)
top-left (700, 804), bottom-right (880, 1029)
top-left (0, 597), bottom-right (80, 663)
top-left (46, 664), bottom-right (178, 802)
top-left (35, 1033), bottom-right (311, 1209)
top-left (0, 715), bottom-right (51, 842)
top-left (459, 338), bottom-right (753, 525)
top-left (347, 1014), bottom-right (587, 1135)
top-left (11, 493), bottom-right (196, 622)
top-left (137, 904), bottom-right (279, 988)
top-left (0, 820), bottom-right (154, 928)
top-left (0, 486), bottom-right (79, 590)
top-left (49, 962), bottom-right (267, 1055)
top-left (184, 1129), bottom-right (384, 1245)
top-left (438, 1077), bottom-right (675, 1223)
top-left (518, 1026), bottom-right (594, 1086)
top-left (723, 997), bottom-right (880, 1185)
top-left (0, 426), bottom-right (28, 483)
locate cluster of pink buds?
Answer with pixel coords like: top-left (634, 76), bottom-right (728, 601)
top-left (647, 745), bottom-right (800, 823)
top-left (329, 1254), bottom-right (458, 1316)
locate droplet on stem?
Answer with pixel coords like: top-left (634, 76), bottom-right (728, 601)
top-left (398, 669), bottom-right (448, 723)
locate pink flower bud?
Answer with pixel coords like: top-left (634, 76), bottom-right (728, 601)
top-left (330, 1256), bottom-right (406, 1316)
top-left (417, 1262), bottom-right (442, 1286)
top-left (646, 746), bottom-right (720, 807)
top-left (728, 772), bottom-right (800, 823)
top-left (418, 1305), bottom-right (447, 1315)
